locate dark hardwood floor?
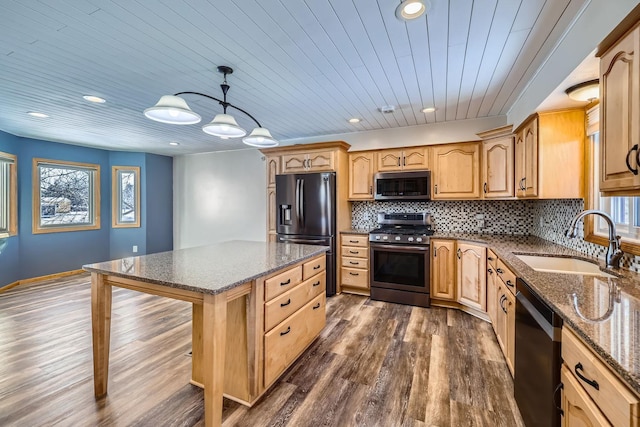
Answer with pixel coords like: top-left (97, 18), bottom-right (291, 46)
top-left (0, 273), bottom-right (524, 426)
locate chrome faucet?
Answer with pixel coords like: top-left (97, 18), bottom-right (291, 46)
top-left (565, 209), bottom-right (623, 269)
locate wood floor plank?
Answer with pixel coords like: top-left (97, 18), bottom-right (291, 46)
top-left (0, 274), bottom-right (525, 427)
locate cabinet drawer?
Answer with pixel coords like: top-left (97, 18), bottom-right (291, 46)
top-left (487, 249), bottom-right (498, 269)
top-left (265, 271), bottom-right (325, 332)
top-left (342, 256), bottom-right (368, 269)
top-left (562, 327), bottom-right (640, 427)
top-left (265, 266), bottom-right (303, 302)
top-left (341, 267), bottom-right (369, 289)
top-left (343, 247), bottom-right (368, 258)
top-left (264, 293), bottom-right (326, 387)
top-left (496, 259), bottom-right (516, 295)
top-left (341, 234), bottom-right (368, 247)
top-left (562, 366), bottom-right (612, 426)
top-left (302, 256), bottom-right (325, 280)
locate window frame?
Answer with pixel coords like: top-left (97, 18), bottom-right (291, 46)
top-left (0, 151), bottom-right (18, 238)
top-left (32, 158), bottom-right (101, 234)
top-left (584, 104), bottom-right (640, 256)
top-left (111, 165), bottom-right (141, 228)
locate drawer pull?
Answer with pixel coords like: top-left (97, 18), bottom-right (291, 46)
top-left (349, 272), bottom-right (359, 276)
top-left (500, 295), bottom-right (507, 313)
top-left (349, 240), bottom-right (359, 243)
top-left (280, 326), bottom-right (291, 336)
top-left (349, 250), bottom-right (358, 254)
top-left (496, 268), bottom-right (504, 274)
top-left (574, 363), bottom-right (599, 390)
top-left (280, 279), bottom-right (291, 286)
top-left (505, 280), bottom-right (514, 288)
top-left (487, 268), bottom-right (493, 275)
top-left (280, 299), bottom-right (291, 307)
top-left (313, 303), bottom-right (321, 310)
top-left (349, 261), bottom-right (359, 265)
top-left (313, 264), bottom-right (321, 270)
top-left (626, 144), bottom-right (639, 175)
top-left (313, 281), bottom-right (321, 287)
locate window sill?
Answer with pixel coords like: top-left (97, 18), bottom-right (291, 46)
top-left (585, 232), bottom-right (640, 257)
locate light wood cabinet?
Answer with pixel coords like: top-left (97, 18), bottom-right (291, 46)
top-left (486, 250), bottom-right (498, 327)
top-left (456, 242), bottom-right (486, 311)
top-left (598, 25), bottom-right (640, 194)
top-left (477, 125), bottom-right (514, 199)
top-left (266, 156), bottom-right (279, 187)
top-left (432, 142), bottom-right (481, 199)
top-left (265, 156), bottom-right (280, 240)
top-left (561, 366), bottom-right (612, 427)
top-left (514, 110), bottom-right (585, 199)
top-left (494, 259), bottom-right (516, 376)
top-left (562, 327), bottom-right (640, 427)
top-left (340, 234), bottom-right (369, 295)
top-left (376, 147), bottom-right (429, 172)
top-left (431, 239), bottom-right (456, 301)
top-left (281, 150), bottom-right (335, 173)
top-left (348, 152), bottom-right (375, 200)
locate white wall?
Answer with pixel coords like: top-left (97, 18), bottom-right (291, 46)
top-left (173, 149), bottom-right (266, 249)
top-left (508, 0), bottom-right (639, 128)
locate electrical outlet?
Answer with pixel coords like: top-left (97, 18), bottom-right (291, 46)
top-left (133, 245), bottom-right (138, 253)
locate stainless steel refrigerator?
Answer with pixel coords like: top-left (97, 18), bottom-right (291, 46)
top-left (276, 172), bottom-right (336, 296)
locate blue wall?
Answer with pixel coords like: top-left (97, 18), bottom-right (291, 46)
top-left (0, 130), bottom-right (173, 288)
top-left (145, 153), bottom-right (173, 254)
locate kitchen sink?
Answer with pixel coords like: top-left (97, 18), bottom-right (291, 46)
top-left (515, 254), bottom-right (616, 278)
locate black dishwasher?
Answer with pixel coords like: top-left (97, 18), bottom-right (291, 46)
top-left (514, 278), bottom-right (563, 427)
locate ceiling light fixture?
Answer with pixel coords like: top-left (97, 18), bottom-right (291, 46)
top-left (348, 118), bottom-right (361, 123)
top-left (395, 0), bottom-right (430, 21)
top-left (169, 142), bottom-right (180, 146)
top-left (144, 66), bottom-right (278, 148)
top-left (421, 107), bottom-right (436, 113)
top-left (83, 95), bottom-right (106, 103)
top-left (28, 111), bottom-right (49, 118)
top-left (565, 79), bottom-right (599, 102)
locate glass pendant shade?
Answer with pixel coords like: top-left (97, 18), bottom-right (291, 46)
top-left (202, 114), bottom-right (247, 138)
top-left (144, 95), bottom-right (201, 124)
top-left (243, 127), bottom-right (279, 147)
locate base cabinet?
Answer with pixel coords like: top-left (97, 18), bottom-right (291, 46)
top-left (561, 366), bottom-right (612, 427)
top-left (431, 239), bottom-right (456, 301)
top-left (340, 234), bottom-right (370, 295)
top-left (456, 242), bottom-right (487, 311)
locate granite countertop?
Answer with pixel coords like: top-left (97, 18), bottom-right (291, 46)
top-left (83, 240), bottom-right (329, 296)
top-left (432, 233), bottom-right (640, 396)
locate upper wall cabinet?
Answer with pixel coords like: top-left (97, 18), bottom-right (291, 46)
top-left (348, 152), bottom-right (375, 200)
top-left (376, 147), bottom-right (429, 172)
top-left (597, 22), bottom-right (640, 194)
top-left (281, 150), bottom-right (335, 173)
top-left (477, 125), bottom-right (515, 199)
top-left (432, 142), bottom-right (481, 199)
top-left (513, 110), bottom-right (585, 199)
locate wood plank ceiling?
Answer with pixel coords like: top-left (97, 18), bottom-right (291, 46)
top-left (0, 0), bottom-right (588, 155)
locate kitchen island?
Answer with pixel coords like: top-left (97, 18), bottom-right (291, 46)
top-left (83, 240), bottom-right (328, 427)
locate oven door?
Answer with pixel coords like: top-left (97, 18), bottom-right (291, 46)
top-left (370, 243), bottom-right (430, 294)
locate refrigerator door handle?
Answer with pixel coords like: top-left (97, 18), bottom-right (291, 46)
top-left (299, 178), bottom-right (304, 226)
top-left (295, 179), bottom-right (301, 227)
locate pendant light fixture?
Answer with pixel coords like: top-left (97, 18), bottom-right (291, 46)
top-left (144, 66), bottom-right (279, 147)
top-left (565, 79), bottom-right (600, 102)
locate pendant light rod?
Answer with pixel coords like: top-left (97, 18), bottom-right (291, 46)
top-left (172, 91), bottom-right (262, 128)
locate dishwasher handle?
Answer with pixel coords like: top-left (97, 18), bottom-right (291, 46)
top-left (516, 291), bottom-right (561, 342)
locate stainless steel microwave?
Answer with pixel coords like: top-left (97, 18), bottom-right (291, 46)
top-left (374, 171), bottom-right (431, 201)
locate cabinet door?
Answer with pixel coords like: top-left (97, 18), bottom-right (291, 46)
top-left (515, 131), bottom-right (526, 197)
top-left (486, 264), bottom-right (497, 328)
top-left (281, 153), bottom-right (308, 173)
top-left (561, 367), bottom-right (612, 427)
top-left (483, 137), bottom-right (514, 198)
top-left (523, 118), bottom-right (539, 197)
top-left (307, 151), bottom-right (334, 171)
top-left (266, 156), bottom-right (280, 187)
top-left (377, 149), bottom-right (403, 172)
top-left (456, 242), bottom-right (487, 311)
top-left (432, 143), bottom-right (481, 199)
top-left (349, 152), bottom-right (375, 199)
top-left (431, 240), bottom-right (456, 301)
top-left (505, 289), bottom-right (515, 376)
top-left (495, 285), bottom-right (507, 355)
top-left (402, 147), bottom-right (429, 170)
top-left (600, 26), bottom-right (640, 192)
top-left (267, 187), bottom-right (277, 234)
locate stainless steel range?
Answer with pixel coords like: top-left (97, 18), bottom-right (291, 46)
top-left (369, 212), bottom-right (433, 308)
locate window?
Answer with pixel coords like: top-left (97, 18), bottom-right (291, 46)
top-left (33, 158), bottom-right (100, 233)
top-left (112, 166), bottom-right (140, 228)
top-left (0, 151), bottom-right (17, 237)
top-left (586, 105), bottom-right (640, 253)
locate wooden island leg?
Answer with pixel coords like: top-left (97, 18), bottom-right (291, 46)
top-left (202, 292), bottom-right (227, 427)
top-left (91, 273), bottom-right (112, 397)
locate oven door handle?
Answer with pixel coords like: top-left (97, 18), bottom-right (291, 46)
top-left (370, 244), bottom-right (430, 252)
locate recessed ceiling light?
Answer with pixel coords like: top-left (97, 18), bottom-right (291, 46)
top-left (395, 0), bottom-right (430, 21)
top-left (27, 112), bottom-right (49, 118)
top-left (83, 95), bottom-right (106, 103)
top-left (348, 118), bottom-right (361, 123)
top-left (169, 142), bottom-right (180, 146)
top-left (421, 107), bottom-right (436, 113)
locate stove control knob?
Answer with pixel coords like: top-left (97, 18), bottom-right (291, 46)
top-left (383, 236), bottom-right (388, 240)
top-left (416, 237), bottom-right (423, 242)
top-left (408, 237), bottom-right (414, 242)
top-left (375, 235), bottom-right (381, 240)
top-left (395, 236), bottom-right (401, 241)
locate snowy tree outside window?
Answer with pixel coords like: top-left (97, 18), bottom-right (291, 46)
top-left (112, 166), bottom-right (140, 228)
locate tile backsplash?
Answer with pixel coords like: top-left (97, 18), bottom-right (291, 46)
top-left (352, 198), bottom-right (640, 271)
